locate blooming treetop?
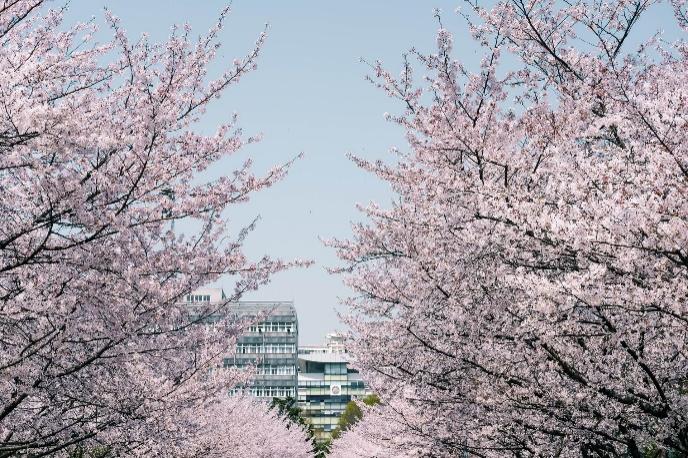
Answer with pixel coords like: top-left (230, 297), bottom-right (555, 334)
top-left (139, 395), bottom-right (313, 458)
top-left (329, 400), bottom-right (427, 458)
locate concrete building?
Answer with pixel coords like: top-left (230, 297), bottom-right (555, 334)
top-left (297, 335), bottom-right (369, 441)
top-left (184, 288), bottom-right (299, 400)
top-left (184, 291), bottom-right (371, 438)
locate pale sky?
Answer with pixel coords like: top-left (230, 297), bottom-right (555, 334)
top-left (64, 1), bottom-right (678, 344)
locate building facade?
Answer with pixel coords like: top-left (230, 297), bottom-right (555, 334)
top-left (297, 335), bottom-right (369, 441)
top-left (184, 289), bottom-right (299, 400)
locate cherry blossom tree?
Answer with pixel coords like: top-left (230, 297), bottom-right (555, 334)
top-left (132, 395), bottom-right (313, 458)
top-left (0, 1), bottom-right (306, 455)
top-left (329, 399), bottom-right (428, 458)
top-left (331, 1), bottom-right (688, 456)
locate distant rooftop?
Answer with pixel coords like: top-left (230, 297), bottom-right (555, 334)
top-left (182, 289), bottom-right (296, 316)
top-left (298, 353), bottom-right (349, 364)
top-left (299, 331), bottom-right (348, 354)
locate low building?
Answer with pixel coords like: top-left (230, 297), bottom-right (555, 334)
top-left (297, 335), bottom-right (369, 441)
top-left (184, 288), bottom-right (299, 400)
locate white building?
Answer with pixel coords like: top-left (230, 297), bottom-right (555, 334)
top-left (297, 333), bottom-right (370, 441)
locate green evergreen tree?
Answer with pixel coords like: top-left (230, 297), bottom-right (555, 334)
top-left (331, 394), bottom-right (380, 440)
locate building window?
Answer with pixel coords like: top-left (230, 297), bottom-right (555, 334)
top-left (236, 344), bottom-right (295, 354)
top-left (248, 321), bottom-right (295, 333)
top-left (249, 386), bottom-right (294, 398)
top-left (256, 365), bottom-right (295, 375)
top-left (324, 363), bottom-right (347, 375)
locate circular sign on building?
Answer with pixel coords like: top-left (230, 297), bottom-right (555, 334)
top-left (330, 384), bottom-right (342, 396)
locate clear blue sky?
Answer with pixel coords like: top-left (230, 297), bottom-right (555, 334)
top-left (63, 1), bottom-right (678, 344)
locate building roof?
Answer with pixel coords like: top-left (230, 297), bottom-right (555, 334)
top-left (297, 353), bottom-right (350, 364)
top-left (228, 301), bottom-right (296, 315)
top-left (185, 299), bottom-right (296, 314)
